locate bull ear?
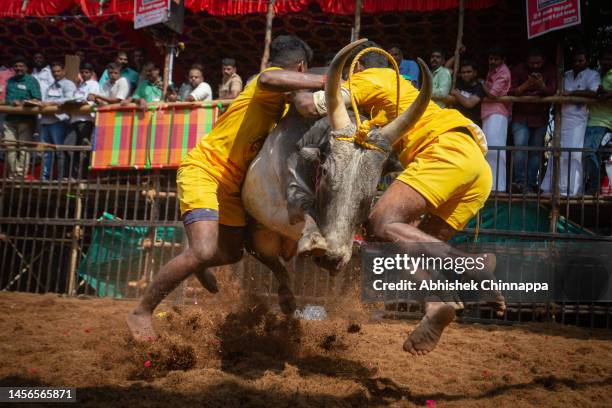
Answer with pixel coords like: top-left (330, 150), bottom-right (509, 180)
top-left (300, 147), bottom-right (321, 163)
top-left (382, 155), bottom-right (404, 176)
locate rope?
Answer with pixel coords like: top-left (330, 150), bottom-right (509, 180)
top-left (335, 46), bottom-right (401, 154)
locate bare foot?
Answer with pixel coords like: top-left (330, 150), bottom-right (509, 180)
top-left (126, 309), bottom-right (157, 342)
top-left (297, 215), bottom-right (327, 256)
top-left (403, 302), bottom-right (455, 356)
top-left (278, 284), bottom-right (297, 315)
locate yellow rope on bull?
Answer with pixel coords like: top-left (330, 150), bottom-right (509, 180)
top-left (335, 46), bottom-right (401, 153)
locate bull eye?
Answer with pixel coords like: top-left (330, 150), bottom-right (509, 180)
top-left (321, 167), bottom-right (328, 176)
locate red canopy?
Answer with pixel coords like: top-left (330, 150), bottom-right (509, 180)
top-left (1, 0), bottom-right (497, 18)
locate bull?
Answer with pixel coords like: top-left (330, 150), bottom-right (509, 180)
top-left (241, 40), bottom-right (432, 313)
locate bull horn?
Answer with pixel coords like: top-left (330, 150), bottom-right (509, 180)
top-left (325, 38), bottom-right (368, 131)
top-left (379, 58), bottom-right (432, 145)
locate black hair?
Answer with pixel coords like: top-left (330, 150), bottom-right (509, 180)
top-left (460, 58), bottom-right (477, 70)
top-left (431, 48), bottom-right (446, 60)
top-left (50, 61), bottom-right (64, 69)
top-left (600, 47), bottom-right (612, 58)
top-left (166, 83), bottom-right (178, 93)
top-left (348, 40), bottom-right (388, 69)
top-left (117, 51), bottom-right (128, 57)
top-left (80, 62), bottom-right (95, 71)
top-left (12, 55), bottom-right (28, 66)
top-left (189, 67), bottom-right (203, 75)
top-left (107, 62), bottom-right (121, 71)
top-left (269, 35), bottom-right (313, 68)
top-left (527, 48), bottom-right (545, 59)
top-left (221, 58), bottom-right (236, 67)
top-left (572, 47), bottom-right (588, 58)
top-left (389, 45), bottom-right (404, 57)
top-left (488, 45), bottom-right (506, 59)
top-left (142, 61), bottom-right (159, 71)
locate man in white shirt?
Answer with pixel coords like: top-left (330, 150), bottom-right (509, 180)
top-left (542, 49), bottom-right (600, 196)
top-left (88, 63), bottom-right (130, 105)
top-left (179, 68), bottom-right (212, 102)
top-left (40, 61), bottom-right (76, 180)
top-left (66, 62), bottom-right (100, 177)
top-left (31, 52), bottom-right (54, 99)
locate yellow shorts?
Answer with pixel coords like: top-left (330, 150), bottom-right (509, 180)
top-left (177, 153), bottom-right (246, 227)
top-left (396, 130), bottom-right (492, 230)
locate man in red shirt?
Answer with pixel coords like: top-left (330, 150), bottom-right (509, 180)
top-left (509, 49), bottom-right (556, 194)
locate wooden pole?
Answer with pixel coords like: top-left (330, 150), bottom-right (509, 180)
top-left (67, 191), bottom-right (83, 295)
top-left (549, 41), bottom-right (564, 233)
top-left (260, 0), bottom-right (276, 72)
top-left (451, 0), bottom-right (465, 89)
top-left (351, 0), bottom-right (363, 42)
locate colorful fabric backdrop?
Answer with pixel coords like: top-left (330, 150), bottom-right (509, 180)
top-left (91, 104), bottom-right (220, 169)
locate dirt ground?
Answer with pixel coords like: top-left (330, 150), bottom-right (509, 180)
top-left (1, 275), bottom-right (611, 408)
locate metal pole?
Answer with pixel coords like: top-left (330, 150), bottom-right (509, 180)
top-left (451, 0), bottom-right (465, 89)
top-left (260, 0), bottom-right (276, 72)
top-left (549, 41), bottom-right (564, 233)
top-left (351, 0), bottom-right (363, 42)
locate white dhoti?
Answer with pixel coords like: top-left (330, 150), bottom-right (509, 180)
top-left (541, 112), bottom-right (587, 196)
top-left (482, 113), bottom-right (508, 192)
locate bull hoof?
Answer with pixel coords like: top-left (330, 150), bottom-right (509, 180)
top-left (297, 230), bottom-right (327, 257)
top-left (278, 285), bottom-right (297, 315)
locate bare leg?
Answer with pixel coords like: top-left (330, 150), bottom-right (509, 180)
top-left (367, 181), bottom-right (500, 355)
top-left (127, 222), bottom-right (244, 341)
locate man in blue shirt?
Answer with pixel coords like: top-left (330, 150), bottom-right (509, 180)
top-left (389, 45), bottom-right (420, 88)
top-left (98, 51), bottom-right (139, 93)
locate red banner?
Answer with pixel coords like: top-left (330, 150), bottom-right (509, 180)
top-left (526, 0), bottom-right (581, 39)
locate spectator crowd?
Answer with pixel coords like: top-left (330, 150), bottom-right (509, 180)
top-left (0, 44), bottom-right (611, 196)
top-left (391, 44), bottom-right (612, 197)
top-left (0, 50), bottom-right (244, 180)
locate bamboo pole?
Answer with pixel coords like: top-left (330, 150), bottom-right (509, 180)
top-left (162, 42), bottom-right (175, 100)
top-left (260, 0), bottom-right (276, 72)
top-left (67, 192), bottom-right (82, 295)
top-left (451, 0), bottom-right (465, 89)
top-left (549, 42), bottom-right (564, 233)
top-left (351, 0), bottom-right (363, 42)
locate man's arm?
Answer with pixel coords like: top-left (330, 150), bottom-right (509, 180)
top-left (432, 69), bottom-right (452, 98)
top-left (257, 70), bottom-right (325, 93)
top-left (227, 78), bottom-right (242, 99)
top-left (294, 88), bottom-right (352, 118)
top-left (450, 89), bottom-right (481, 108)
top-left (483, 73), bottom-right (510, 99)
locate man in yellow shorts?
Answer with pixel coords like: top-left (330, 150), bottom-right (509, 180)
top-left (293, 41), bottom-right (500, 356)
top-left (127, 35), bottom-right (327, 341)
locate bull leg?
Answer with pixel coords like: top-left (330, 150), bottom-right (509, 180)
top-left (297, 214), bottom-right (327, 257)
top-left (246, 223), bottom-right (297, 315)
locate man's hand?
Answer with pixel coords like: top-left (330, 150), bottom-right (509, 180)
top-left (12, 100), bottom-right (24, 107)
top-left (87, 93), bottom-right (97, 101)
top-left (138, 99), bottom-right (148, 111)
